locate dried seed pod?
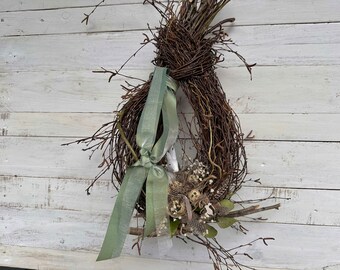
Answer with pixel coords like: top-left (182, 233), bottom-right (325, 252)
top-left (169, 180), bottom-right (184, 194)
top-left (187, 174), bottom-right (199, 184)
top-left (168, 197), bottom-right (187, 218)
top-left (188, 189), bottom-right (201, 204)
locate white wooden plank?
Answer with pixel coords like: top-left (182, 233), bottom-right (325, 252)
top-left (1, 207), bottom-right (339, 269)
top-left (0, 3), bottom-right (159, 37)
top-left (214, 0), bottom-right (340, 25)
top-left (0, 32), bottom-right (153, 72)
top-left (0, 112), bottom-right (114, 138)
top-left (0, 137), bottom-right (109, 180)
top-left (150, 222), bottom-right (340, 269)
top-left (0, 208), bottom-right (108, 251)
top-left (1, 1), bottom-right (340, 35)
top-left (225, 43), bottom-right (340, 67)
top-left (1, 31), bottom-right (340, 73)
top-left (1, 245), bottom-right (203, 270)
top-left (238, 114), bottom-right (340, 142)
top-left (2, 112), bottom-right (340, 142)
top-left (1, 175), bottom-right (340, 226)
top-left (1, 66), bottom-right (340, 114)
top-left (2, 15), bottom-right (340, 45)
top-left (0, 245), bottom-right (300, 270)
top-left (0, 138), bottom-right (339, 190)
top-left (226, 23), bottom-right (340, 46)
top-left (0, 0), bottom-right (138, 12)
top-left (221, 66), bottom-right (340, 114)
top-left (245, 141), bottom-right (340, 190)
top-left (2, 246), bottom-right (321, 270)
top-left (0, 175), bottom-right (116, 212)
top-left (0, 70), bottom-right (142, 113)
top-left (173, 113), bottom-right (339, 143)
top-left (237, 187), bottom-right (340, 227)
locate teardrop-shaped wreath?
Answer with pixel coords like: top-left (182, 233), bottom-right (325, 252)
top-left (65, 1), bottom-right (281, 269)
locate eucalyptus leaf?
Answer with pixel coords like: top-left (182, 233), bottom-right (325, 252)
top-left (205, 225), bottom-right (218, 238)
top-left (217, 217), bottom-right (237, 229)
top-left (170, 219), bottom-right (180, 237)
top-left (219, 199), bottom-right (235, 210)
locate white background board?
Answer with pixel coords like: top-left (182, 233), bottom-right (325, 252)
top-left (1, 1), bottom-right (340, 269)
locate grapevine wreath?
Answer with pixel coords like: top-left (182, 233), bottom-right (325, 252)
top-left (66, 1), bottom-right (280, 269)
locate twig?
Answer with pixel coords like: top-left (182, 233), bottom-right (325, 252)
top-left (93, 67), bottom-right (147, 83)
top-left (116, 42), bottom-right (150, 74)
top-left (116, 110), bottom-right (138, 161)
top-left (225, 203), bottom-right (280, 218)
top-left (81, 0), bottom-right (105, 25)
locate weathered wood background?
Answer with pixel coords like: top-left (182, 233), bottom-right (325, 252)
top-left (1, 1), bottom-right (340, 269)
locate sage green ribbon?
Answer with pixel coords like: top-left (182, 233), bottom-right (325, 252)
top-left (97, 67), bottom-right (178, 261)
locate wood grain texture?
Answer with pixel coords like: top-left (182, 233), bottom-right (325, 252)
top-left (1, 0), bottom-right (340, 269)
top-left (0, 175), bottom-right (116, 212)
top-left (1, 175), bottom-right (339, 227)
top-left (1, 23), bottom-right (340, 72)
top-left (1, 137), bottom-right (339, 190)
top-left (2, 112), bottom-right (340, 142)
top-left (1, 207), bottom-right (340, 269)
top-left (1, 1), bottom-right (340, 35)
top-left (0, 246), bottom-right (290, 270)
top-left (0, 3), bottom-right (159, 36)
top-left (0, 245), bottom-right (305, 270)
top-left (1, 66), bottom-right (340, 114)
top-left (0, 0), bottom-right (137, 12)
top-left (0, 112), bottom-right (114, 138)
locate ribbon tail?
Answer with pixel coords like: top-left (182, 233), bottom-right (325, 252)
top-left (151, 79), bottom-right (179, 162)
top-left (136, 67), bottom-right (168, 151)
top-left (145, 173), bottom-right (155, 237)
top-left (145, 74), bottom-right (178, 236)
top-left (145, 166), bottom-right (169, 237)
top-left (97, 167), bottom-right (147, 261)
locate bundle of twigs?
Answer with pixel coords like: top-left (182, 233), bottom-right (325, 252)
top-left (65, 1), bottom-right (280, 269)
top-left (79, 0), bottom-right (250, 212)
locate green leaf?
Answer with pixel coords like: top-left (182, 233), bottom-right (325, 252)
top-left (219, 199), bottom-right (235, 210)
top-left (217, 217), bottom-right (237, 229)
top-left (170, 219), bottom-right (180, 237)
top-left (204, 225), bottom-right (218, 238)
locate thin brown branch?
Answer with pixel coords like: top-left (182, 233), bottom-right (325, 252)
top-left (93, 67), bottom-right (147, 82)
top-left (225, 203), bottom-right (281, 218)
top-left (81, 0), bottom-right (105, 25)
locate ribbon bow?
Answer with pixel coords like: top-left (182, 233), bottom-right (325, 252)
top-left (97, 67), bottom-right (179, 261)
